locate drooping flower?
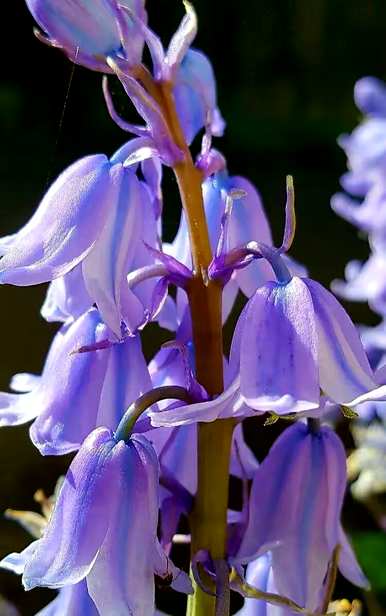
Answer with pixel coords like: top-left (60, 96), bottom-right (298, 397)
top-left (231, 269), bottom-right (379, 414)
top-left (173, 48), bottom-right (225, 145)
top-left (25, 0), bottom-right (147, 71)
top-left (235, 422), bottom-right (368, 612)
top-left (1, 428), bottom-right (191, 615)
top-left (0, 308), bottom-right (152, 455)
top-left (167, 170), bottom-right (273, 298)
top-left (0, 149), bottom-right (158, 336)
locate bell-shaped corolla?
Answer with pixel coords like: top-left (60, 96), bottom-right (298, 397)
top-left (5, 428), bottom-right (191, 615)
top-left (0, 155), bottom-right (158, 336)
top-left (230, 273), bottom-right (378, 414)
top-left (0, 308), bottom-right (152, 455)
top-left (174, 49), bottom-right (225, 145)
top-left (37, 580), bottom-right (99, 616)
top-left (1, 547), bottom-right (98, 616)
top-left (167, 170), bottom-right (274, 301)
top-left (40, 264), bottom-right (93, 323)
top-left (25, 0), bottom-right (146, 71)
top-left (235, 422), bottom-right (368, 612)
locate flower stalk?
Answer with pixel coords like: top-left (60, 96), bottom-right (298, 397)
top-left (158, 79), bottom-right (235, 616)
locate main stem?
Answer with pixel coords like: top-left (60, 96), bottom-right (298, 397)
top-left (159, 82), bottom-right (234, 616)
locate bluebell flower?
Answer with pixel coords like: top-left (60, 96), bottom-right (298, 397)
top-left (174, 49), bottom-right (225, 145)
top-left (1, 428), bottom-right (192, 615)
top-left (25, 0), bottom-right (146, 71)
top-left (331, 77), bottom-right (386, 236)
top-left (235, 422), bottom-right (368, 612)
top-left (167, 170), bottom-right (273, 297)
top-left (0, 150), bottom-right (158, 336)
top-left (234, 273), bottom-right (378, 413)
top-left (0, 308), bottom-right (152, 455)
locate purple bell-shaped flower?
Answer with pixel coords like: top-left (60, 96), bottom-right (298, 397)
top-left (1, 428), bottom-right (192, 615)
top-left (25, 0), bottom-right (146, 71)
top-left (0, 308), bottom-right (152, 455)
top-left (0, 150), bottom-right (158, 336)
top-left (235, 422), bottom-right (368, 612)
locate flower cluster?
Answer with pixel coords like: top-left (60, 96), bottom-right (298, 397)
top-left (0, 2), bottom-right (381, 615)
top-left (331, 77), bottom-right (386, 514)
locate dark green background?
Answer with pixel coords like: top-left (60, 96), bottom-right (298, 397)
top-left (0, 0), bottom-right (385, 613)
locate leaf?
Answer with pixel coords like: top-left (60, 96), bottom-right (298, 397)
top-left (351, 532), bottom-right (386, 591)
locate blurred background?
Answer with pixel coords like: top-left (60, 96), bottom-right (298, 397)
top-left (0, 0), bottom-right (386, 613)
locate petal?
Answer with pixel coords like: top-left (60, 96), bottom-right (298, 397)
top-left (0, 541), bottom-right (39, 575)
top-left (26, 0), bottom-right (123, 58)
top-left (270, 429), bottom-right (345, 610)
top-left (0, 155), bottom-right (115, 285)
top-left (149, 374), bottom-right (247, 427)
top-left (354, 77), bottom-right (386, 117)
top-left (323, 428), bottom-right (347, 550)
top-left (235, 553), bottom-right (271, 616)
top-left (96, 335), bottom-right (152, 429)
top-left (238, 424), bottom-right (333, 609)
top-left (174, 49), bottom-right (223, 144)
top-left (227, 176), bottom-right (274, 297)
top-left (236, 423), bottom-right (314, 562)
top-left (166, 4), bottom-right (197, 71)
top-left (338, 528), bottom-right (369, 589)
top-left (239, 278), bottom-right (320, 414)
top-left (230, 423), bottom-right (259, 479)
top-left (0, 390), bottom-right (39, 427)
top-left (41, 265), bottom-right (92, 323)
top-left (30, 310), bottom-right (111, 455)
top-left (9, 373), bottom-right (40, 393)
top-left (22, 428), bottom-right (119, 590)
top-left (36, 580), bottom-right (98, 616)
top-left (82, 166), bottom-right (144, 336)
top-left (305, 279), bottom-right (377, 404)
top-left (158, 424), bottom-right (197, 494)
top-left (86, 435), bottom-right (159, 616)
top-left (152, 538), bottom-right (193, 594)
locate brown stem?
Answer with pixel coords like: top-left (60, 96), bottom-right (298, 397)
top-left (158, 80), bottom-right (234, 616)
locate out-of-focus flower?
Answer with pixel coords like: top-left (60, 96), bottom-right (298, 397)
top-left (25, 0), bottom-right (147, 71)
top-left (348, 420), bottom-right (386, 500)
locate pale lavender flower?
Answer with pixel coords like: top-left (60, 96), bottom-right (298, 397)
top-left (167, 170), bottom-right (273, 302)
top-left (174, 49), bottom-right (225, 145)
top-left (235, 422), bottom-right (368, 612)
top-left (332, 77), bottom-right (386, 235)
top-left (0, 151), bottom-right (158, 336)
top-left (2, 428), bottom-right (191, 615)
top-left (231, 272), bottom-right (378, 414)
top-left (0, 308), bottom-right (152, 455)
top-left (25, 0), bottom-right (146, 71)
